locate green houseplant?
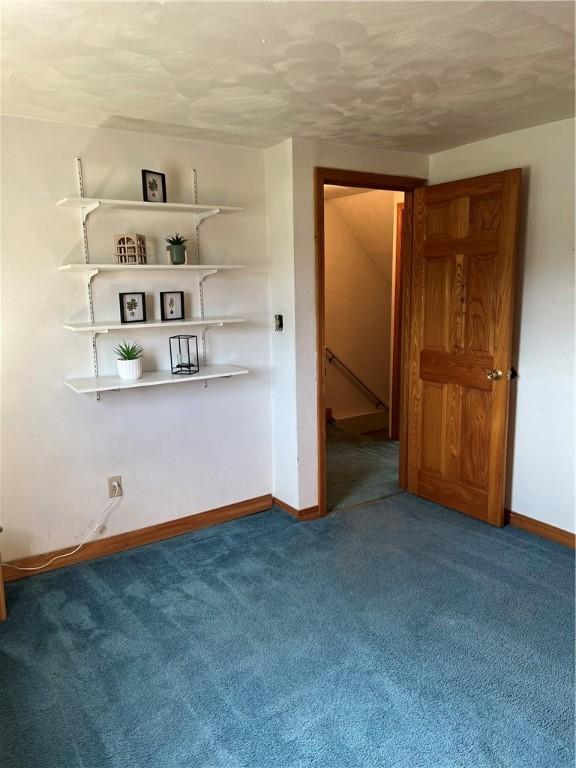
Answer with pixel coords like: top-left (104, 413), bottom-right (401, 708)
top-left (166, 232), bottom-right (188, 265)
top-left (114, 340), bottom-right (144, 381)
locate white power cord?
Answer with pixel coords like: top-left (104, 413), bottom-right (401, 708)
top-left (1, 484), bottom-right (122, 572)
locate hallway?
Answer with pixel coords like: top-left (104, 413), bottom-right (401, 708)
top-left (326, 424), bottom-right (401, 511)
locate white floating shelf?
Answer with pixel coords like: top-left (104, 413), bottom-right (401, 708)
top-left (57, 197), bottom-right (242, 215)
top-left (65, 365), bottom-right (249, 394)
top-left (58, 263), bottom-right (244, 273)
top-left (63, 317), bottom-right (246, 334)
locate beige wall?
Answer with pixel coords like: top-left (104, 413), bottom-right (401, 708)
top-left (430, 118), bottom-right (575, 533)
top-left (324, 189), bottom-right (396, 420)
top-left (267, 138), bottom-right (428, 508)
top-left (265, 140), bottom-right (298, 503)
top-left (1, 115), bottom-right (272, 560)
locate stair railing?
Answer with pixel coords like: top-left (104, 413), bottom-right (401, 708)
top-left (324, 347), bottom-right (387, 411)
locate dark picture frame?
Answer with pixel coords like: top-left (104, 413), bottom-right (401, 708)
top-left (119, 292), bottom-right (147, 324)
top-left (141, 169), bottom-right (167, 203)
top-left (160, 291), bottom-right (185, 321)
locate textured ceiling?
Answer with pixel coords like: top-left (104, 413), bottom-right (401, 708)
top-left (1, 1), bottom-right (574, 152)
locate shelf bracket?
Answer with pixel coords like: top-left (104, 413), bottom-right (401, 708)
top-left (81, 201), bottom-right (100, 225)
top-left (197, 269), bottom-right (218, 284)
top-left (195, 209), bottom-right (221, 226)
top-left (86, 269), bottom-right (99, 283)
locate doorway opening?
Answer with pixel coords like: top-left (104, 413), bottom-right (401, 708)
top-left (323, 185), bottom-right (403, 511)
top-left (315, 168), bottom-right (426, 518)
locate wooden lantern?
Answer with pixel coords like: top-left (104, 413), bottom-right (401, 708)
top-left (114, 234), bottom-right (147, 265)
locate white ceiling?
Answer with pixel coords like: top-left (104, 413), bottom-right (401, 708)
top-left (1, 1), bottom-right (574, 153)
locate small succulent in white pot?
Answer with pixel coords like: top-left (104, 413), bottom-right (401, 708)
top-left (114, 340), bottom-right (144, 380)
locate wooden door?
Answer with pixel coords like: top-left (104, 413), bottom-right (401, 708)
top-left (406, 169), bottom-right (521, 525)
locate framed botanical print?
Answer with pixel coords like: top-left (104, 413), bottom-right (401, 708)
top-left (160, 291), bottom-right (185, 321)
top-left (141, 169), bottom-right (167, 203)
top-left (119, 292), bottom-right (147, 323)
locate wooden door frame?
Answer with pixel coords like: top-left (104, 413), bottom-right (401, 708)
top-left (390, 201), bottom-right (405, 441)
top-left (315, 168), bottom-right (427, 517)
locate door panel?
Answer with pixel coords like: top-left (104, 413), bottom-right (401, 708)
top-left (420, 382), bottom-right (447, 476)
top-left (423, 257), bottom-right (452, 351)
top-left (470, 194), bottom-right (501, 233)
top-left (460, 387), bottom-right (491, 490)
top-left (465, 256), bottom-right (494, 353)
top-left (407, 169), bottom-right (521, 525)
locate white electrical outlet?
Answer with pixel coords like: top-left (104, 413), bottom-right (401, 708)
top-left (107, 476), bottom-right (123, 498)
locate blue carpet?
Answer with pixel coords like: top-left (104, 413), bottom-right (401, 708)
top-left (327, 425), bottom-right (401, 510)
top-left (1, 494), bottom-right (574, 768)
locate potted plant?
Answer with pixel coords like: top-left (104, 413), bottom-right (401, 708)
top-left (114, 340), bottom-right (144, 381)
top-left (166, 232), bottom-right (188, 265)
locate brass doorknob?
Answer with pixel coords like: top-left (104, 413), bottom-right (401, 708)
top-left (486, 369), bottom-right (504, 381)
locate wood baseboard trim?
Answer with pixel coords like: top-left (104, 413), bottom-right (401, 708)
top-left (505, 509), bottom-right (575, 549)
top-left (2, 494), bottom-right (273, 583)
top-left (273, 497), bottom-right (322, 521)
top-left (334, 409), bottom-right (389, 434)
top-left (0, 575), bottom-right (6, 621)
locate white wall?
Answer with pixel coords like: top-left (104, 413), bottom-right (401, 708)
top-left (1, 116), bottom-right (272, 560)
top-left (0, 123), bottom-right (428, 554)
top-left (429, 118), bottom-right (575, 533)
top-left (324, 190), bottom-right (395, 418)
top-left (291, 139), bottom-right (428, 507)
top-left (264, 140), bottom-right (299, 507)
top-left (265, 139), bottom-right (427, 509)
top-left (6, 113), bottom-right (566, 554)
